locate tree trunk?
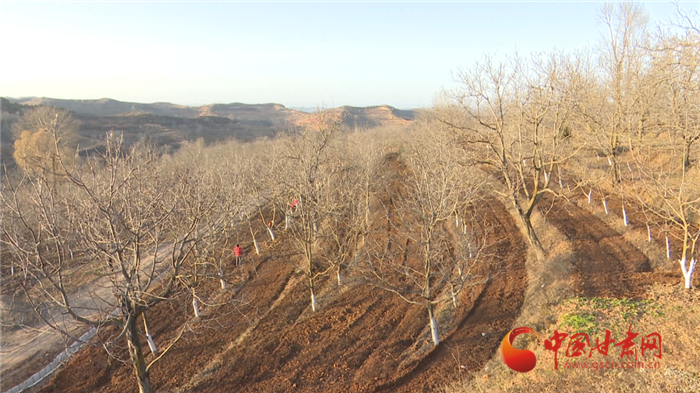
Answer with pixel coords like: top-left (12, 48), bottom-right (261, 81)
top-left (126, 315), bottom-right (153, 393)
top-left (143, 314), bottom-right (159, 355)
top-left (309, 277), bottom-right (317, 312)
top-left (219, 268), bottom-right (227, 289)
top-left (253, 236), bottom-right (260, 255)
top-left (249, 223), bottom-right (260, 255)
top-left (427, 303), bottom-right (439, 345)
top-left (518, 211), bottom-right (544, 258)
top-left (680, 257), bottom-right (696, 290)
top-left (192, 297), bottom-right (200, 317)
top-left (611, 160), bottom-right (620, 187)
top-left (336, 267), bottom-right (342, 287)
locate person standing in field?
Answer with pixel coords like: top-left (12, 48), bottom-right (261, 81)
top-left (234, 244), bottom-right (243, 266)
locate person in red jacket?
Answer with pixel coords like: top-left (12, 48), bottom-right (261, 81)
top-left (234, 244), bottom-right (243, 266)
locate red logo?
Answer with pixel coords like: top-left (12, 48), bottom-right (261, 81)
top-left (500, 325), bottom-right (662, 372)
top-left (500, 327), bottom-right (540, 372)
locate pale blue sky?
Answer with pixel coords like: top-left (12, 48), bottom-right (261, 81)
top-left (0, 1), bottom-right (696, 109)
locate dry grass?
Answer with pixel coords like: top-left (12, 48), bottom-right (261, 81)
top-left (446, 284), bottom-right (700, 393)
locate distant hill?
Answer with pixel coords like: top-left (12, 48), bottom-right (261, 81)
top-left (8, 97), bottom-right (416, 130)
top-left (1, 97), bottom-right (416, 168)
top-left (11, 97), bottom-right (200, 118)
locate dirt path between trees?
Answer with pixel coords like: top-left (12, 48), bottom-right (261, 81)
top-left (543, 194), bottom-right (689, 299)
top-left (1, 243), bottom-right (175, 392)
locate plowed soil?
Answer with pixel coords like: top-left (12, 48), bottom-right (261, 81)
top-left (543, 193), bottom-right (696, 298)
top-left (28, 160), bottom-right (691, 393)
top-left (36, 156), bottom-right (528, 393)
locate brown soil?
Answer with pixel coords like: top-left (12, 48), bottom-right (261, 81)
top-left (600, 193), bottom-right (699, 287)
top-left (542, 194), bottom-right (695, 299)
top-left (35, 155), bottom-right (528, 393)
top-left (27, 159), bottom-right (690, 393)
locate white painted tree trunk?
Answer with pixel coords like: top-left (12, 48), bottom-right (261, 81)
top-left (596, 152), bottom-right (600, 161)
top-left (544, 171), bottom-right (549, 183)
top-left (627, 162), bottom-right (633, 173)
top-left (608, 157), bottom-right (613, 166)
top-left (451, 285), bottom-right (457, 308)
top-left (285, 215), bottom-right (289, 229)
top-left (680, 258), bottom-right (696, 289)
top-left (267, 227), bottom-right (276, 241)
top-left (193, 297), bottom-right (200, 318)
top-left (146, 334), bottom-right (158, 355)
top-left (10, 265), bottom-right (13, 276)
top-left (336, 268), bottom-right (342, 286)
top-left (253, 236), bottom-right (260, 255)
top-left (647, 225), bottom-right (652, 242)
top-left (310, 291), bottom-right (317, 312)
top-left (463, 224), bottom-right (467, 235)
top-left (666, 237), bottom-right (671, 260)
top-left (603, 198), bottom-right (609, 214)
top-left (143, 316), bottom-right (158, 355)
top-left (622, 205), bottom-right (628, 226)
top-left (587, 189), bottom-right (592, 204)
top-left (558, 177), bottom-right (564, 189)
top-left (455, 215), bottom-right (459, 227)
top-left (428, 305), bottom-right (440, 345)
top-left (219, 269), bottom-right (227, 289)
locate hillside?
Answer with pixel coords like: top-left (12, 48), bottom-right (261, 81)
top-left (1, 97), bottom-right (417, 167)
top-left (6, 97), bottom-right (416, 130)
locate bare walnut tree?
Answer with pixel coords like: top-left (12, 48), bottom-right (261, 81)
top-left (12, 106), bottom-right (79, 185)
top-left (277, 111), bottom-right (344, 312)
top-left (1, 131), bottom-right (229, 393)
top-left (364, 123), bottom-right (488, 346)
top-left (443, 52), bottom-right (579, 256)
top-left (630, 8), bottom-right (700, 289)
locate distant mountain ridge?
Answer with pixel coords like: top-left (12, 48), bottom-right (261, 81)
top-left (2, 97), bottom-right (416, 168)
top-left (7, 97), bottom-right (416, 130)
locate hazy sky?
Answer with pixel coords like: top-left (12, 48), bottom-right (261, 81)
top-left (0, 1), bottom-right (696, 109)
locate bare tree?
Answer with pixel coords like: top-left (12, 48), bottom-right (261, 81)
top-left (363, 124), bottom-right (488, 345)
top-left (319, 131), bottom-right (374, 287)
top-left (1, 131), bottom-right (229, 393)
top-left (12, 106), bottom-right (79, 186)
top-left (629, 8), bottom-right (700, 289)
top-left (575, 2), bottom-right (651, 187)
top-left (630, 130), bottom-right (699, 289)
top-left (653, 9), bottom-right (700, 171)
top-left (277, 111), bottom-right (343, 312)
top-left (443, 52), bottom-right (579, 255)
